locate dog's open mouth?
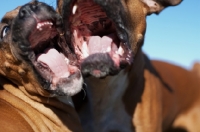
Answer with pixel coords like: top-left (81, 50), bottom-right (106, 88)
top-left (11, 2), bottom-right (83, 96)
top-left (29, 19), bottom-right (82, 95)
top-left (30, 20), bottom-right (71, 84)
top-left (62, 0), bottom-right (133, 77)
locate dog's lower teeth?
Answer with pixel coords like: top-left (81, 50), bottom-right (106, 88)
top-left (106, 47), bottom-right (111, 52)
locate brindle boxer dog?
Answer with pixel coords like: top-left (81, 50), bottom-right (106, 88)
top-left (58, 0), bottom-right (200, 132)
top-left (0, 1), bottom-right (83, 132)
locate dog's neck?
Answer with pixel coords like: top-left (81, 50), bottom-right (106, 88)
top-left (82, 50), bottom-right (145, 132)
top-left (0, 75), bottom-right (82, 131)
top-left (84, 70), bottom-right (132, 131)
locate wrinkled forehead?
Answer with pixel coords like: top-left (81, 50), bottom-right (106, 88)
top-left (1, 6), bottom-right (21, 24)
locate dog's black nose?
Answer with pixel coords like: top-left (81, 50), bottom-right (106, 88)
top-left (19, 2), bottom-right (38, 18)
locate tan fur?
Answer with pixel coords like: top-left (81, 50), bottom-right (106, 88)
top-left (0, 4), bottom-right (83, 132)
top-left (58, 0), bottom-right (200, 131)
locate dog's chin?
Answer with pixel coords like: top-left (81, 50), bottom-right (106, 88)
top-left (81, 53), bottom-right (120, 78)
top-left (61, 0), bottom-right (133, 78)
top-left (47, 71), bottom-right (83, 96)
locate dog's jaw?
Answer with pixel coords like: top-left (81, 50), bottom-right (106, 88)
top-left (83, 69), bottom-right (133, 132)
top-left (60, 0), bottom-right (134, 78)
top-left (0, 2), bottom-right (83, 97)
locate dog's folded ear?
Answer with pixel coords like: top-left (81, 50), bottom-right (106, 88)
top-left (141, 0), bottom-right (182, 15)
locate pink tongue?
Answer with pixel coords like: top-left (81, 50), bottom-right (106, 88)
top-left (37, 48), bottom-right (70, 77)
top-left (88, 35), bottom-right (113, 54)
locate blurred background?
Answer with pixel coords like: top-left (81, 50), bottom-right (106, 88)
top-left (0, 0), bottom-right (199, 69)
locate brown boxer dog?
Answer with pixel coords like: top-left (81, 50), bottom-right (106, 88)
top-left (58, 0), bottom-right (200, 132)
top-left (0, 1), bottom-right (83, 132)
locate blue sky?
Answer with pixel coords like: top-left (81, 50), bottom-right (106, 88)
top-left (0, 0), bottom-right (199, 69)
top-left (144, 0), bottom-right (200, 69)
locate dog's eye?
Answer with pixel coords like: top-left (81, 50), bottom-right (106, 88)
top-left (1, 26), bottom-right (9, 39)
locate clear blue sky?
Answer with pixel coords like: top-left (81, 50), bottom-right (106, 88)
top-left (144, 0), bottom-right (200, 69)
top-left (0, 0), bottom-right (199, 69)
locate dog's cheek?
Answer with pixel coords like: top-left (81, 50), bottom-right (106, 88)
top-left (126, 0), bottom-right (147, 55)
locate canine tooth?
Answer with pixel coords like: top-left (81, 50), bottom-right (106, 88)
top-left (65, 58), bottom-right (69, 64)
top-left (117, 46), bottom-right (124, 56)
top-left (72, 5), bottom-right (78, 15)
top-left (82, 41), bottom-right (89, 58)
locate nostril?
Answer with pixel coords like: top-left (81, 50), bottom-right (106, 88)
top-left (19, 9), bottom-right (27, 18)
top-left (19, 5), bottom-right (33, 18)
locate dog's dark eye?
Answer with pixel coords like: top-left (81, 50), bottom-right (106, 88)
top-left (1, 26), bottom-right (9, 39)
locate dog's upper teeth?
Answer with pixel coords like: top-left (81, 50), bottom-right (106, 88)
top-left (37, 24), bottom-right (41, 29)
top-left (72, 5), bottom-right (78, 15)
top-left (36, 22), bottom-right (53, 30)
